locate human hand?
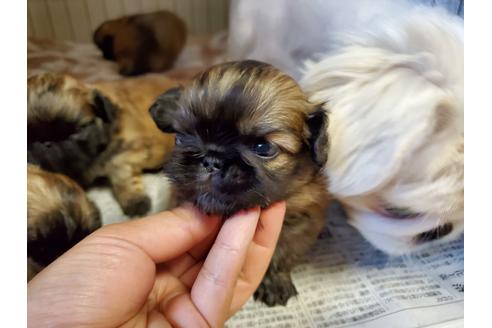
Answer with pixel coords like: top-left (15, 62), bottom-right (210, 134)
top-left (27, 201), bottom-right (286, 328)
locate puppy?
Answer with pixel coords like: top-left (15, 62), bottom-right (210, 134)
top-left (28, 73), bottom-right (176, 216)
top-left (28, 164), bottom-right (101, 278)
top-left (300, 7), bottom-right (463, 254)
top-left (150, 60), bottom-right (330, 306)
top-left (94, 10), bottom-right (187, 76)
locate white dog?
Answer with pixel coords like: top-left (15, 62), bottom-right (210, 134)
top-left (228, 0), bottom-right (463, 254)
top-left (300, 6), bottom-right (463, 254)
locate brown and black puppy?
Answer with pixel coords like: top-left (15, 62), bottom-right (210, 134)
top-left (27, 164), bottom-right (101, 279)
top-left (150, 60), bottom-right (330, 306)
top-left (27, 73), bottom-right (114, 186)
top-left (28, 73), bottom-right (176, 216)
top-left (94, 10), bottom-right (187, 76)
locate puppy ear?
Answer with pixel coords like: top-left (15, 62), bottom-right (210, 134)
top-left (306, 106), bottom-right (329, 166)
top-left (92, 90), bottom-right (117, 123)
top-left (149, 87), bottom-right (182, 133)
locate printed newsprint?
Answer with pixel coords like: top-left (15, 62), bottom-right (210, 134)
top-left (89, 174), bottom-right (464, 328)
top-left (227, 205), bottom-right (464, 328)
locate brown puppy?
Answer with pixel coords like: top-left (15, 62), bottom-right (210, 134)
top-left (94, 10), bottom-right (187, 76)
top-left (27, 164), bottom-right (101, 279)
top-left (28, 73), bottom-right (176, 216)
top-left (150, 60), bottom-right (330, 306)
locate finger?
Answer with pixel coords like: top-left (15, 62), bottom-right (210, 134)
top-left (230, 201), bottom-right (286, 313)
top-left (179, 261), bottom-right (203, 289)
top-left (177, 203), bottom-right (286, 290)
top-left (189, 221), bottom-right (222, 259)
top-left (164, 221), bottom-right (221, 277)
top-left (164, 294), bottom-right (211, 328)
top-left (253, 201), bottom-right (286, 248)
top-left (191, 207), bottom-right (261, 327)
top-left (86, 203), bottom-right (220, 263)
top-left (163, 253), bottom-right (198, 278)
top-left (179, 203), bottom-right (285, 291)
top-left (148, 310), bottom-right (173, 328)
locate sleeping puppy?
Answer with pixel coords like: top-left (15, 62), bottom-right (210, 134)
top-left (301, 7), bottom-right (463, 254)
top-left (28, 164), bottom-right (101, 279)
top-left (28, 73), bottom-right (175, 216)
top-left (150, 60), bottom-right (330, 306)
top-left (27, 73), bottom-right (114, 186)
top-left (93, 10), bottom-right (187, 76)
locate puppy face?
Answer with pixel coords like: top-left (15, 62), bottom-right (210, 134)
top-left (151, 60), bottom-right (327, 216)
top-left (301, 9), bottom-right (463, 254)
top-left (27, 73), bottom-right (116, 185)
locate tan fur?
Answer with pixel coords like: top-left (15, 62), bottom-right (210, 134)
top-left (28, 73), bottom-right (96, 125)
top-left (28, 73), bottom-right (176, 216)
top-left (27, 164), bottom-right (101, 278)
top-left (93, 10), bottom-right (187, 75)
top-left (27, 164), bottom-right (98, 231)
top-left (277, 173), bottom-right (330, 269)
top-left (184, 63), bottom-right (309, 137)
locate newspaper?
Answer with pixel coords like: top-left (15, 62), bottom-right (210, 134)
top-left (88, 173), bottom-right (464, 328)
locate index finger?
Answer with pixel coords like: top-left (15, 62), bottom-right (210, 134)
top-left (190, 207), bottom-right (261, 327)
top-left (230, 201), bottom-right (286, 313)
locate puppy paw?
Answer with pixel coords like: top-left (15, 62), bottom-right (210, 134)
top-left (254, 273), bottom-right (298, 306)
top-left (122, 195), bottom-right (151, 217)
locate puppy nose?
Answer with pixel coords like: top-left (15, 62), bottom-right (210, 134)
top-left (202, 156), bottom-right (224, 172)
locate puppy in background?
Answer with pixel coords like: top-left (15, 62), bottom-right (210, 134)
top-left (28, 164), bottom-right (101, 280)
top-left (94, 10), bottom-right (187, 76)
top-left (301, 6), bottom-right (463, 254)
top-left (150, 60), bottom-right (330, 306)
top-left (28, 73), bottom-right (176, 216)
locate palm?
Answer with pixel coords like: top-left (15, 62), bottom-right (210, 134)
top-left (121, 255), bottom-right (255, 327)
top-left (28, 202), bottom-right (285, 328)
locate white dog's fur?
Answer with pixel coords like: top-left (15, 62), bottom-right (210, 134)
top-left (300, 6), bottom-right (463, 254)
top-left (228, 0), bottom-right (464, 254)
top-left (228, 0), bottom-right (452, 80)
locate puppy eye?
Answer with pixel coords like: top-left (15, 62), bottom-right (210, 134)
top-left (252, 141), bottom-right (278, 158)
top-left (382, 206), bottom-right (422, 219)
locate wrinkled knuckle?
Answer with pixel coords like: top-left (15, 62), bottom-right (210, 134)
top-left (214, 240), bottom-right (240, 256)
top-left (200, 264), bottom-right (227, 288)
